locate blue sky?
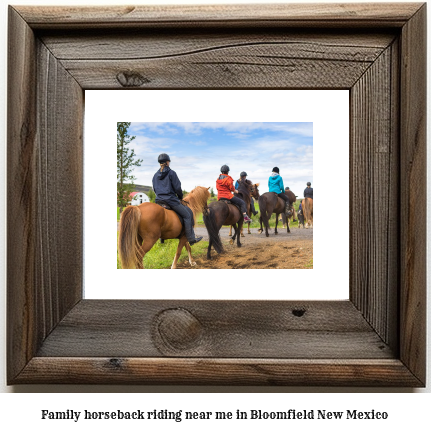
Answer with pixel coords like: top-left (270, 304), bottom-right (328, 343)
top-left (128, 122), bottom-right (313, 198)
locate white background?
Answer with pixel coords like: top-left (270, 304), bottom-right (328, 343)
top-left (85, 90), bottom-right (349, 300)
top-left (0, 0), bottom-right (430, 428)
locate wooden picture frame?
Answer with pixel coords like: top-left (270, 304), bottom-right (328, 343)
top-left (7, 3), bottom-right (426, 386)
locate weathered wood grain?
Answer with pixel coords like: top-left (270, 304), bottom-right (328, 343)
top-left (15, 358), bottom-right (423, 386)
top-left (16, 3), bottom-right (423, 29)
top-left (40, 30), bottom-right (395, 89)
top-left (36, 300), bottom-right (394, 359)
top-left (350, 45), bottom-right (398, 347)
top-left (399, 3), bottom-right (427, 385)
top-left (7, 6), bottom-right (38, 382)
top-left (40, 31), bottom-right (395, 60)
top-left (7, 6), bottom-right (83, 383)
top-left (7, 3), bottom-right (427, 386)
top-left (35, 40), bottom-right (84, 335)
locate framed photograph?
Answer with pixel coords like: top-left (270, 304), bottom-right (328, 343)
top-left (7, 3), bottom-right (426, 386)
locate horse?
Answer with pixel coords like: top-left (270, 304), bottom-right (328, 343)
top-left (258, 192), bottom-right (291, 237)
top-left (118, 186), bottom-right (210, 269)
top-left (228, 180), bottom-right (260, 236)
top-left (278, 189), bottom-right (297, 229)
top-left (303, 197), bottom-right (313, 228)
top-left (297, 205), bottom-right (305, 228)
top-left (203, 196), bottom-right (245, 260)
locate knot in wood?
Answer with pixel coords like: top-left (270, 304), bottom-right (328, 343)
top-left (116, 71), bottom-right (150, 87)
top-left (155, 308), bottom-right (203, 351)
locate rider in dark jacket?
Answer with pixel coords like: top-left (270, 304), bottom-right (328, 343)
top-left (235, 171), bottom-right (258, 216)
top-left (304, 182), bottom-right (313, 199)
top-left (152, 153), bottom-right (202, 245)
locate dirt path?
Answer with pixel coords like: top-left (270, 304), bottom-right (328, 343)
top-left (176, 225), bottom-right (313, 269)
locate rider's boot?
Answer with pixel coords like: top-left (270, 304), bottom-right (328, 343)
top-left (185, 221), bottom-right (203, 245)
top-left (243, 214), bottom-right (252, 223)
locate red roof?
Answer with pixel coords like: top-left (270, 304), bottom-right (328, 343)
top-left (129, 192), bottom-right (138, 198)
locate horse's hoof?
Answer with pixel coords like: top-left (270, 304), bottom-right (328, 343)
top-left (241, 234), bottom-right (245, 237)
top-left (275, 232), bottom-right (278, 235)
top-left (229, 239), bottom-right (234, 245)
top-left (190, 261), bottom-right (197, 267)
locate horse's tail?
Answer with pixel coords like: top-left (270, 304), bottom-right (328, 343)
top-left (258, 196), bottom-right (270, 231)
top-left (202, 206), bottom-right (223, 254)
top-left (118, 206), bottom-right (141, 269)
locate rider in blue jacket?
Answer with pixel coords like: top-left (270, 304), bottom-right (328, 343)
top-left (152, 153), bottom-right (202, 245)
top-left (268, 167), bottom-right (290, 212)
top-left (235, 171), bottom-right (258, 216)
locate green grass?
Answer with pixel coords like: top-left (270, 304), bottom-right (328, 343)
top-left (305, 259), bottom-right (313, 269)
top-left (117, 233), bottom-right (209, 269)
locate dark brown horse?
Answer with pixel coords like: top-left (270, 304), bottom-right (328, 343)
top-left (203, 198), bottom-right (244, 260)
top-left (279, 189), bottom-right (297, 229)
top-left (229, 179), bottom-right (260, 236)
top-left (258, 192), bottom-right (291, 236)
top-left (118, 186), bottom-right (210, 269)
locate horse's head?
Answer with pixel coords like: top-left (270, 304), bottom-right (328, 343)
top-left (251, 183), bottom-right (260, 199)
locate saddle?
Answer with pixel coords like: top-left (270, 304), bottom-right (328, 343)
top-left (219, 198), bottom-right (242, 212)
top-left (156, 200), bottom-right (194, 240)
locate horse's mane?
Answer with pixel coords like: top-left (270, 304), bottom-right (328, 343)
top-left (286, 189), bottom-right (296, 203)
top-left (238, 179), bottom-right (251, 197)
top-left (183, 186), bottom-right (210, 222)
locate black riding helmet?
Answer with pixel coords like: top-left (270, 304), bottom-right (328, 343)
top-left (158, 153), bottom-right (171, 163)
top-left (220, 165), bottom-right (230, 173)
top-left (240, 171), bottom-right (247, 177)
top-left (307, 182), bottom-right (311, 186)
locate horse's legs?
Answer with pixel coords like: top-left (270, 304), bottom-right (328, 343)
top-left (286, 217), bottom-right (290, 233)
top-left (207, 237), bottom-right (213, 260)
top-left (237, 220), bottom-right (243, 247)
top-left (230, 223), bottom-right (237, 245)
top-left (171, 236), bottom-right (188, 269)
top-left (275, 213), bottom-right (279, 234)
top-left (136, 235), bottom-right (159, 269)
top-left (258, 216), bottom-right (263, 234)
top-left (229, 225), bottom-right (232, 236)
top-left (184, 240), bottom-right (196, 267)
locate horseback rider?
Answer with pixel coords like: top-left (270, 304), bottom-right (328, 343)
top-left (268, 167), bottom-right (290, 213)
top-left (216, 165), bottom-right (252, 223)
top-left (285, 186), bottom-right (297, 222)
top-left (304, 181), bottom-right (313, 199)
top-left (152, 153), bottom-right (203, 245)
top-left (235, 171), bottom-right (258, 216)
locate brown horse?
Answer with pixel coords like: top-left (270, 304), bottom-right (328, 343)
top-left (203, 198), bottom-right (245, 260)
top-left (279, 189), bottom-right (297, 229)
top-left (228, 180), bottom-right (260, 236)
top-left (118, 186), bottom-right (210, 269)
top-left (303, 197), bottom-right (313, 228)
top-left (258, 192), bottom-right (291, 236)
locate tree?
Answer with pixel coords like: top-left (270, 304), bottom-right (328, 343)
top-left (210, 187), bottom-right (215, 197)
top-left (117, 122), bottom-right (143, 214)
top-left (147, 189), bottom-right (156, 203)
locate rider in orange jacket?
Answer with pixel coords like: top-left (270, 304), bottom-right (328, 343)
top-left (216, 165), bottom-right (252, 223)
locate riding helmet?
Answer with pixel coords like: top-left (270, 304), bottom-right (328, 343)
top-left (158, 153), bottom-right (171, 163)
top-left (240, 171), bottom-right (247, 177)
top-left (272, 167), bottom-right (279, 173)
top-left (307, 182), bottom-right (311, 186)
top-left (220, 164), bottom-right (230, 173)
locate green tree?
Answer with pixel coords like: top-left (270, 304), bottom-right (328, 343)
top-left (210, 187), bottom-right (215, 197)
top-left (147, 189), bottom-right (156, 203)
top-left (117, 122), bottom-right (142, 214)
